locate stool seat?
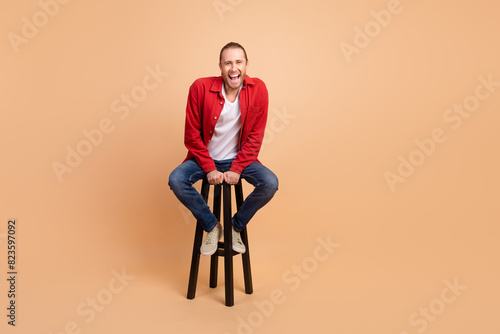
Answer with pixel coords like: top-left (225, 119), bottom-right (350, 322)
top-left (187, 178), bottom-right (253, 307)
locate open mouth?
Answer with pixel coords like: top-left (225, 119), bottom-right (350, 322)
top-left (229, 74), bottom-right (240, 83)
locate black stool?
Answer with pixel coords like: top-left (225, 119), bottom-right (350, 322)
top-left (187, 178), bottom-right (253, 307)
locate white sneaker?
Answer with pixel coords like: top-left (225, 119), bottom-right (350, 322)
top-left (232, 227), bottom-right (246, 253)
top-left (200, 224), bottom-right (222, 256)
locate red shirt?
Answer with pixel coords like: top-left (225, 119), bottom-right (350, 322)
top-left (183, 75), bottom-right (269, 174)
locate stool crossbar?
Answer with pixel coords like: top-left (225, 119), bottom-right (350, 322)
top-left (187, 178), bottom-right (253, 306)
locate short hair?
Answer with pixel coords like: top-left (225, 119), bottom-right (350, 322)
top-left (219, 42), bottom-right (248, 64)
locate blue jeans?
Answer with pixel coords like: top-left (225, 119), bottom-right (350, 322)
top-left (169, 158), bottom-right (278, 232)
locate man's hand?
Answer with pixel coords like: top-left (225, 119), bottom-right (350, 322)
top-left (224, 171), bottom-right (240, 185)
top-left (207, 170), bottom-right (224, 185)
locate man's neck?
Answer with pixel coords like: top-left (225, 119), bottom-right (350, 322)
top-left (223, 83), bottom-right (241, 103)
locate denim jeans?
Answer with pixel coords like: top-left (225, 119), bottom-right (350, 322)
top-left (169, 158), bottom-right (278, 232)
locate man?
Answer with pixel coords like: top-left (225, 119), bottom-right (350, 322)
top-left (169, 42), bottom-right (278, 256)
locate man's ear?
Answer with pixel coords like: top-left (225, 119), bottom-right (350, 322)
top-left (219, 62), bottom-right (222, 73)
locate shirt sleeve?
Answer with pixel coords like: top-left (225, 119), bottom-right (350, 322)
top-left (184, 81), bottom-right (217, 173)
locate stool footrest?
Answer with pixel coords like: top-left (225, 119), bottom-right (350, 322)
top-left (215, 245), bottom-right (240, 257)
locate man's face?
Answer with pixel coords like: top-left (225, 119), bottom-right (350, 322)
top-left (219, 47), bottom-right (248, 92)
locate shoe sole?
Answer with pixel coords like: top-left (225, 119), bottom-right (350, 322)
top-left (200, 248), bottom-right (217, 256)
top-left (232, 243), bottom-right (246, 254)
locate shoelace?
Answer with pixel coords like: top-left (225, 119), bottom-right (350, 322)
top-left (207, 228), bottom-right (219, 244)
top-left (233, 232), bottom-right (244, 245)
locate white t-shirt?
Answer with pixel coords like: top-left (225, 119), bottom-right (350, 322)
top-left (207, 84), bottom-right (242, 160)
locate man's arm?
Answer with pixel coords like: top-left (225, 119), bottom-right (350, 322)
top-left (184, 80), bottom-right (217, 173)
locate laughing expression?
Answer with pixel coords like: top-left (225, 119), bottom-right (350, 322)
top-left (219, 47), bottom-right (248, 93)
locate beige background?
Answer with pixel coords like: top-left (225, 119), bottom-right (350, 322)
top-left (1, 0), bottom-right (499, 333)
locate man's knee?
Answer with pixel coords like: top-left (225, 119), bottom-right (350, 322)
top-left (168, 168), bottom-right (183, 191)
top-left (263, 172), bottom-right (279, 197)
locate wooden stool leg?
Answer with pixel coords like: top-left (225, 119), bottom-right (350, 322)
top-left (235, 181), bottom-right (253, 294)
top-left (187, 178), bottom-right (210, 299)
top-left (223, 182), bottom-right (234, 306)
top-left (210, 184), bottom-right (222, 288)
top-left (187, 222), bottom-right (203, 299)
top-left (240, 227), bottom-right (253, 294)
top-left (209, 253), bottom-right (218, 288)
top-left (234, 180), bottom-right (244, 209)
